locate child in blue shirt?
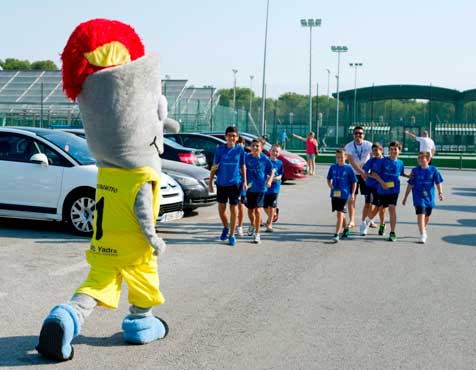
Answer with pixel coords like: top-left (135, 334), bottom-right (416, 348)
top-left (208, 126), bottom-right (246, 246)
top-left (245, 138), bottom-right (274, 244)
top-left (402, 151), bottom-right (444, 243)
top-left (361, 142), bottom-right (386, 236)
top-left (371, 141), bottom-right (409, 242)
top-left (326, 149), bottom-right (357, 242)
top-left (264, 144), bottom-right (284, 232)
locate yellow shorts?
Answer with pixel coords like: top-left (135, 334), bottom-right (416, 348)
top-left (76, 256), bottom-right (165, 309)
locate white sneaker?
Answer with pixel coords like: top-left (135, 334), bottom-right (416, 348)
top-left (247, 226), bottom-right (255, 236)
top-left (419, 233), bottom-right (427, 244)
top-left (237, 226), bottom-right (244, 237)
top-left (360, 221), bottom-right (369, 236)
top-left (254, 233), bottom-right (261, 244)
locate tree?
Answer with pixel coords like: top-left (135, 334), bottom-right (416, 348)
top-left (0, 58), bottom-right (58, 70)
top-left (1, 58), bottom-right (31, 70)
top-left (31, 60), bottom-right (58, 70)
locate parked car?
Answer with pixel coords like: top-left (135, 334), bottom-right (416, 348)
top-left (162, 137), bottom-right (208, 168)
top-left (164, 133), bottom-right (226, 169)
top-left (203, 131), bottom-right (307, 181)
top-left (0, 127), bottom-right (184, 236)
top-left (60, 128), bottom-right (215, 213)
top-left (162, 159), bottom-right (216, 212)
top-left (60, 128), bottom-right (208, 168)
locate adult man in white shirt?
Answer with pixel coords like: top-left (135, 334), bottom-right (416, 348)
top-left (344, 126), bottom-right (373, 231)
top-left (404, 130), bottom-right (436, 158)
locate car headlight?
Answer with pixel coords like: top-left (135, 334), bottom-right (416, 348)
top-left (170, 174), bottom-right (200, 186)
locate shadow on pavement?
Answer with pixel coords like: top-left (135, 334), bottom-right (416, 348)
top-left (0, 218), bottom-right (87, 241)
top-left (436, 205), bottom-right (476, 213)
top-left (442, 234), bottom-right (476, 247)
top-left (0, 332), bottom-right (126, 367)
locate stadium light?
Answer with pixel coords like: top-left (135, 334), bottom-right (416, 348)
top-left (349, 62), bottom-right (363, 124)
top-left (300, 18), bottom-right (322, 134)
top-left (249, 75), bottom-right (254, 114)
top-left (261, 0), bottom-right (270, 136)
top-left (331, 45), bottom-right (348, 145)
top-left (232, 69), bottom-right (238, 111)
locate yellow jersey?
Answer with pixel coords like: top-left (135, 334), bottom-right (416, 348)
top-left (86, 167), bottom-right (160, 267)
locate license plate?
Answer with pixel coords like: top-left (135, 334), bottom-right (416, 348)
top-left (157, 210), bottom-right (184, 223)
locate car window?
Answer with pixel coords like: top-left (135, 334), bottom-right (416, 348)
top-left (0, 133), bottom-right (72, 166)
top-left (34, 141), bottom-right (70, 166)
top-left (166, 136), bottom-right (178, 143)
top-left (183, 137), bottom-right (215, 152)
top-left (0, 134), bottom-right (36, 163)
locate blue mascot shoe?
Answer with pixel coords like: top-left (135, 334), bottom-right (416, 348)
top-left (122, 315), bottom-right (169, 344)
top-left (36, 304), bottom-right (81, 361)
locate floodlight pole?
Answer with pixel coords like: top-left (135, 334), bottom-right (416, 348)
top-left (261, 0), bottom-right (270, 136)
top-left (232, 69), bottom-right (238, 111)
top-left (326, 68), bottom-right (330, 126)
top-left (349, 62), bottom-right (363, 124)
top-left (249, 75), bottom-right (254, 114)
top-left (300, 18), bottom-right (321, 134)
top-left (331, 45), bottom-right (348, 146)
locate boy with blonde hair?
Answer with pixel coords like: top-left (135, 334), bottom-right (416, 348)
top-left (326, 149), bottom-right (357, 242)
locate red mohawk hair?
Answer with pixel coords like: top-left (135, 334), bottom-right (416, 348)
top-left (61, 18), bottom-right (145, 101)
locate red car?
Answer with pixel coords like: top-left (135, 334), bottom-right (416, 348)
top-left (203, 131), bottom-right (307, 181)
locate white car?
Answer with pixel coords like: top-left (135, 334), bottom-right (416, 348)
top-left (0, 127), bottom-right (184, 236)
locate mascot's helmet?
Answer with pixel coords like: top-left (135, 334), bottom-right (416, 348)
top-left (61, 18), bottom-right (145, 101)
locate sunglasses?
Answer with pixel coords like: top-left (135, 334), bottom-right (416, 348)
top-left (354, 132), bottom-right (364, 136)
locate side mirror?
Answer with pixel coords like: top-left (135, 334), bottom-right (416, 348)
top-left (30, 153), bottom-right (49, 167)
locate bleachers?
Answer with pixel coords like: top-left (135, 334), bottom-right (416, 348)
top-left (0, 71), bottom-right (219, 128)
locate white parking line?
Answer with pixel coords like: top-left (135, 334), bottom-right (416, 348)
top-left (49, 261), bottom-right (89, 276)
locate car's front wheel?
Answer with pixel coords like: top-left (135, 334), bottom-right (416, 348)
top-left (64, 189), bottom-right (95, 236)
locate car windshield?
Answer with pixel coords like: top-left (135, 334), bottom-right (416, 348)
top-left (164, 137), bottom-right (188, 149)
top-left (37, 131), bottom-right (96, 165)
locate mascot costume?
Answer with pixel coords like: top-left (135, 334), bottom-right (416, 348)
top-left (36, 18), bottom-right (179, 361)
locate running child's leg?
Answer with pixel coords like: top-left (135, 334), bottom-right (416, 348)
top-left (388, 205), bottom-right (397, 233)
top-left (229, 204), bottom-right (238, 236)
top-left (218, 203), bottom-right (229, 229)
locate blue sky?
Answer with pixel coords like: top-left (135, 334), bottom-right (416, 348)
top-left (2, 0), bottom-right (474, 97)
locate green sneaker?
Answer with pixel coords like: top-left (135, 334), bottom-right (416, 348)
top-left (332, 233), bottom-right (339, 243)
top-left (378, 223), bottom-right (386, 236)
top-left (341, 228), bottom-right (350, 238)
top-left (388, 232), bottom-right (397, 242)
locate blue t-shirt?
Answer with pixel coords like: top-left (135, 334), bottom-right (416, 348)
top-left (267, 158), bottom-right (284, 194)
top-left (374, 157), bottom-right (405, 195)
top-left (326, 164), bottom-right (357, 200)
top-left (245, 153), bottom-right (273, 193)
top-left (214, 144), bottom-right (245, 186)
top-left (408, 165), bottom-right (443, 208)
top-left (362, 157), bottom-right (382, 189)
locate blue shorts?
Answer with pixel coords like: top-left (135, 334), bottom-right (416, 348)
top-left (379, 193), bottom-right (399, 208)
top-left (264, 193), bottom-right (278, 208)
top-left (415, 206), bottom-right (433, 216)
top-left (246, 191), bottom-right (265, 209)
top-left (365, 187), bottom-right (381, 206)
top-left (217, 184), bottom-right (241, 205)
top-left (331, 197), bottom-right (347, 213)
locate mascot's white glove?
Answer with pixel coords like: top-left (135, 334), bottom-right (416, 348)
top-left (134, 183), bottom-right (167, 256)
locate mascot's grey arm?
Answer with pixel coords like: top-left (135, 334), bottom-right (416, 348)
top-left (158, 94), bottom-right (180, 134)
top-left (134, 182), bottom-right (166, 255)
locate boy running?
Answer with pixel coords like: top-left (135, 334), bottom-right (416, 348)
top-left (264, 144), bottom-right (284, 232)
top-left (326, 149), bottom-right (357, 242)
top-left (371, 141), bottom-right (408, 242)
top-left (236, 136), bottom-right (247, 237)
top-left (402, 151), bottom-right (444, 243)
top-left (245, 139), bottom-right (274, 244)
top-left (361, 142), bottom-right (386, 236)
top-left (208, 126), bottom-right (246, 246)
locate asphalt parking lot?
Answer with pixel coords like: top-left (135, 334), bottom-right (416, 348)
top-left (0, 165), bottom-right (475, 370)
